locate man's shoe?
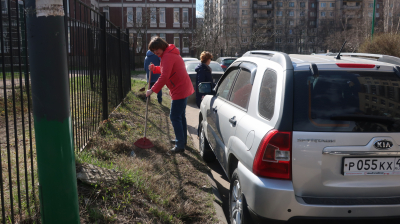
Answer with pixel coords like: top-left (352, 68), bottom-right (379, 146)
top-left (170, 139), bottom-right (177, 144)
top-left (170, 146), bottom-right (185, 153)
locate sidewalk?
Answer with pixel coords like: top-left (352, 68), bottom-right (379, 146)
top-left (186, 102), bottom-right (229, 224)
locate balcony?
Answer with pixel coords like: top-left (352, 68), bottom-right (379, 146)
top-left (343, 5), bottom-right (361, 9)
top-left (253, 4), bottom-right (273, 9)
top-left (254, 13), bottom-right (273, 18)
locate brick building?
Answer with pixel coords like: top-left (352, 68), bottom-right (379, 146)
top-left (98, 0), bottom-right (197, 60)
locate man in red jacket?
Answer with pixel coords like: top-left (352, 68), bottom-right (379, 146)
top-left (146, 37), bottom-right (194, 153)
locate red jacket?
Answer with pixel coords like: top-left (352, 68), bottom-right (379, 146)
top-left (151, 44), bottom-right (194, 100)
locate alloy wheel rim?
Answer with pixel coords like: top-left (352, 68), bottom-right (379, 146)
top-left (231, 180), bottom-right (242, 224)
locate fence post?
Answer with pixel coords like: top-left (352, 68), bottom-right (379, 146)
top-left (25, 0), bottom-right (80, 223)
top-left (88, 28), bottom-right (94, 90)
top-left (117, 28), bottom-right (124, 102)
top-left (126, 28), bottom-right (131, 91)
top-left (100, 15), bottom-right (108, 120)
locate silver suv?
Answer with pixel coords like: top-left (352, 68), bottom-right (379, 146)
top-left (197, 51), bottom-right (400, 223)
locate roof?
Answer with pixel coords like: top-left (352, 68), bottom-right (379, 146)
top-left (289, 54), bottom-right (397, 71)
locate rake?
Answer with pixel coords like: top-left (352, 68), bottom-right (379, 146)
top-left (134, 64), bottom-right (154, 149)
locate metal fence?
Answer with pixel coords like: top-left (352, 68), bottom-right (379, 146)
top-left (0, 0), bottom-right (39, 223)
top-left (0, 0), bottom-right (132, 222)
top-left (65, 0), bottom-right (132, 151)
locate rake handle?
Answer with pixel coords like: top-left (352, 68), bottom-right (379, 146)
top-left (143, 63), bottom-right (153, 139)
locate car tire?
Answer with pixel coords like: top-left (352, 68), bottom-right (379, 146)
top-left (229, 168), bottom-right (252, 224)
top-left (199, 122), bottom-right (216, 163)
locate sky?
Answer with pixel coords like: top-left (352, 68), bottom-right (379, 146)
top-left (196, 0), bottom-right (204, 18)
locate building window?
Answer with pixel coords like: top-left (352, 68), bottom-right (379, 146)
top-left (276, 20), bottom-right (282, 25)
top-left (356, 2), bottom-right (360, 6)
top-left (242, 9), bottom-right (248, 15)
top-left (242, 0), bottom-right (248, 6)
top-left (330, 20), bottom-right (334, 25)
top-left (275, 38), bottom-right (281, 43)
top-left (242, 19), bottom-right (248, 24)
top-left (330, 11), bottom-right (334, 17)
top-left (242, 37), bottom-right (248, 43)
top-left (182, 36), bottom-right (189, 53)
top-left (289, 20), bottom-right (294, 25)
top-left (159, 8), bottom-right (166, 24)
top-left (310, 21), bottom-right (315, 25)
top-left (289, 2), bottom-right (294, 7)
top-left (377, 4), bottom-right (379, 8)
top-left (289, 29), bottom-right (292, 34)
top-left (136, 35), bottom-right (142, 53)
top-left (277, 11), bottom-right (282, 16)
top-left (289, 11), bottom-right (294, 16)
top-left (150, 7), bottom-right (156, 24)
top-left (160, 33), bottom-right (166, 39)
top-left (127, 7), bottom-right (133, 27)
top-left (321, 2), bottom-right (326, 7)
top-left (310, 11), bottom-right (315, 16)
top-left (321, 11), bottom-right (326, 17)
top-left (330, 2), bottom-right (335, 7)
top-left (276, 29), bottom-right (282, 34)
top-left (376, 12), bottom-right (379, 17)
top-left (174, 34), bottom-right (180, 48)
top-left (267, 1), bottom-right (272, 5)
top-left (1, 0), bottom-right (7, 14)
top-left (174, 8), bottom-right (180, 27)
top-left (136, 7), bottom-right (142, 24)
top-left (300, 11), bottom-right (305, 16)
top-left (311, 3), bottom-right (315, 8)
top-left (369, 3), bottom-right (373, 7)
top-left (103, 6), bottom-right (109, 20)
top-left (300, 2), bottom-right (305, 7)
top-left (183, 8), bottom-right (189, 23)
top-left (277, 2), bottom-right (282, 7)
top-left (288, 38), bottom-right (293, 43)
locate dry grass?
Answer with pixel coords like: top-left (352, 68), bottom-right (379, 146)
top-left (76, 79), bottom-right (217, 223)
top-left (358, 33), bottom-right (400, 58)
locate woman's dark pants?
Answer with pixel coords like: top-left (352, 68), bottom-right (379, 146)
top-left (170, 97), bottom-right (188, 149)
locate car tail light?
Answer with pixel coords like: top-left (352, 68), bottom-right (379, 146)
top-left (336, 63), bottom-right (375, 68)
top-left (221, 64), bottom-right (227, 69)
top-left (253, 130), bottom-right (292, 180)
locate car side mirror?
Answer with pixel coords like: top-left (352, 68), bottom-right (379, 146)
top-left (198, 82), bottom-right (215, 95)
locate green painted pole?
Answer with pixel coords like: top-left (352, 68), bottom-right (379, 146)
top-left (371, 0), bottom-right (377, 40)
top-left (25, 0), bottom-right (80, 223)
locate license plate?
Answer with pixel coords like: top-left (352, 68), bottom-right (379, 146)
top-left (343, 157), bottom-right (400, 175)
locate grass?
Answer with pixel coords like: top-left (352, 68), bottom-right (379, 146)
top-left (75, 79), bottom-right (218, 223)
top-left (131, 70), bottom-right (145, 76)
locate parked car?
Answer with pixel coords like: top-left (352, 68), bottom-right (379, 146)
top-left (182, 57), bottom-right (199, 63)
top-left (215, 57), bottom-right (238, 71)
top-left (198, 50), bottom-right (400, 223)
top-left (185, 61), bottom-right (225, 103)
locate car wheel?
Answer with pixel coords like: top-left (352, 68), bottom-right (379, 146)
top-left (229, 168), bottom-right (252, 224)
top-left (199, 123), bottom-right (216, 163)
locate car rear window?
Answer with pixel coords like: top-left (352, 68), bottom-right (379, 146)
top-left (222, 59), bottom-right (236, 65)
top-left (293, 70), bottom-right (400, 132)
top-left (209, 63), bottom-right (224, 72)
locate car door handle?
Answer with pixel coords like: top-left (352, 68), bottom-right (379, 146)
top-left (212, 107), bottom-right (218, 113)
top-left (229, 116), bottom-right (237, 126)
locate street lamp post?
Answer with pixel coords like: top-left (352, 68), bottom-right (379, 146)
top-left (371, 0), bottom-right (377, 40)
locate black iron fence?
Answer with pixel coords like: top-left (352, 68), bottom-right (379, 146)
top-left (0, 0), bottom-right (132, 222)
top-left (0, 0), bottom-right (39, 223)
top-left (65, 0), bottom-right (132, 151)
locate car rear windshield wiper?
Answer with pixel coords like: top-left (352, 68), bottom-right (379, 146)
top-left (330, 115), bottom-right (395, 124)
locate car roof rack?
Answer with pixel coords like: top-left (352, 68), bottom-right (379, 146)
top-left (242, 50), bottom-right (294, 70)
top-left (337, 53), bottom-right (400, 66)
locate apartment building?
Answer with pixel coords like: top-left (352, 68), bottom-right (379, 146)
top-left (208, 0), bottom-right (390, 55)
top-left (99, 0), bottom-right (196, 57)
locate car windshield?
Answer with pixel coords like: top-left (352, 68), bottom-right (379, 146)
top-left (186, 63), bottom-right (224, 73)
top-left (185, 63), bottom-right (199, 72)
top-left (293, 70), bottom-right (400, 132)
top-left (222, 59), bottom-right (236, 64)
